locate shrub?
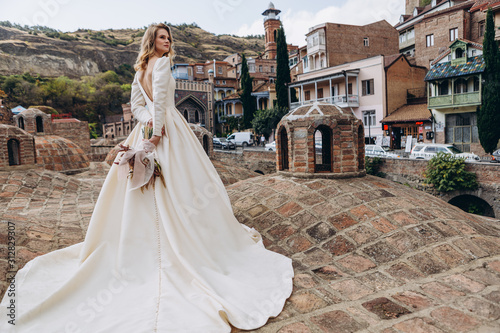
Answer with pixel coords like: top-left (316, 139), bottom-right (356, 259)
top-left (365, 157), bottom-right (385, 177)
top-left (424, 152), bottom-right (478, 192)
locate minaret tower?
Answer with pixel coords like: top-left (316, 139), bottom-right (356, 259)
top-left (262, 2), bottom-right (281, 60)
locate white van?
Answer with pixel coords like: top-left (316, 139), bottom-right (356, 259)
top-left (227, 132), bottom-right (254, 147)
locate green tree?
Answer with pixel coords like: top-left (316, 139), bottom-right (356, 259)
top-left (251, 106), bottom-right (289, 139)
top-left (275, 26), bottom-right (291, 109)
top-left (239, 54), bottom-right (256, 128)
top-left (478, 8), bottom-right (500, 153)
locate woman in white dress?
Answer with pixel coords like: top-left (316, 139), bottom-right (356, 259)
top-left (0, 23), bottom-right (294, 332)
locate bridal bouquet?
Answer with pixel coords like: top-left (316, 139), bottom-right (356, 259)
top-left (114, 125), bottom-right (166, 192)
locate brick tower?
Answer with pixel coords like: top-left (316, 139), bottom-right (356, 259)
top-left (262, 2), bottom-right (281, 60)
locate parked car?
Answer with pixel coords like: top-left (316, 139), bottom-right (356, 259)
top-left (365, 145), bottom-right (402, 159)
top-left (213, 137), bottom-right (235, 150)
top-left (410, 143), bottom-right (479, 161)
top-left (227, 132), bottom-right (254, 147)
top-left (491, 149), bottom-right (500, 163)
top-left (265, 141), bottom-right (276, 151)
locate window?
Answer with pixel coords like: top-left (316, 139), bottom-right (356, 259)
top-left (363, 37), bottom-right (369, 47)
top-left (473, 77), bottom-right (480, 91)
top-left (305, 91), bottom-right (311, 101)
top-left (445, 112), bottom-right (478, 152)
top-left (270, 66), bottom-right (275, 73)
top-left (259, 65), bottom-right (263, 72)
top-left (438, 81), bottom-right (449, 95)
top-left (317, 88), bottom-right (323, 99)
top-left (426, 34), bottom-right (434, 47)
top-left (455, 48), bottom-right (464, 59)
top-left (471, 50), bottom-right (477, 56)
top-left (362, 79), bottom-right (374, 96)
top-left (454, 78), bottom-right (468, 94)
top-left (196, 66), bottom-right (204, 74)
top-left (7, 139), bottom-right (20, 166)
top-left (36, 116), bottom-right (44, 133)
top-left (348, 83), bottom-right (353, 95)
top-left (222, 80), bottom-right (226, 85)
top-left (449, 28), bottom-right (458, 41)
top-left (400, 33), bottom-right (406, 44)
top-left (363, 110), bottom-right (376, 127)
top-left (479, 21), bottom-right (485, 37)
top-left (218, 66), bottom-right (223, 75)
top-left (18, 117), bottom-right (24, 130)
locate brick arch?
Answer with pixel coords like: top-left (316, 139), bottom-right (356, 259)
top-left (276, 121), bottom-right (293, 171)
top-left (176, 95), bottom-right (207, 124)
top-left (306, 119), bottom-right (338, 173)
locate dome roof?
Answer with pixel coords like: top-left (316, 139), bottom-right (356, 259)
top-left (35, 135), bottom-right (90, 173)
top-left (284, 102), bottom-right (357, 121)
top-left (227, 173), bottom-right (500, 331)
top-left (18, 108), bottom-right (49, 117)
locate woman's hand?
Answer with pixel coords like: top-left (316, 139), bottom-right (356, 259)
top-left (147, 119), bottom-right (153, 128)
top-left (149, 135), bottom-right (161, 146)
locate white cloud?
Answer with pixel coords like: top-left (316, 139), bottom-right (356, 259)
top-left (233, 0), bottom-right (403, 46)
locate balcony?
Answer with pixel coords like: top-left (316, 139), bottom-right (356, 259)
top-left (291, 95), bottom-right (359, 109)
top-left (428, 91), bottom-right (481, 109)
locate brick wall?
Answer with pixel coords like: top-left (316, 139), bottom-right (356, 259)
top-left (415, 9), bottom-right (469, 68)
top-left (212, 150), bottom-right (276, 175)
top-left (0, 125), bottom-right (36, 168)
top-left (469, 10), bottom-right (487, 43)
top-left (52, 120), bottom-right (91, 155)
top-left (385, 56), bottom-right (428, 116)
top-left (325, 21), bottom-right (399, 67)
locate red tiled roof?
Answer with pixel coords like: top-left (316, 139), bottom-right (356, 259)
top-left (382, 104), bottom-right (431, 123)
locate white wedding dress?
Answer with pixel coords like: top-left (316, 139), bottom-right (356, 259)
top-left (0, 56), bottom-right (294, 332)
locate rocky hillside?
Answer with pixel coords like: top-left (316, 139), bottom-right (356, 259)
top-left (0, 24), bottom-right (264, 78)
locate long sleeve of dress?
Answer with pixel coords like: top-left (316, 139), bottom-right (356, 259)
top-left (152, 56), bottom-right (171, 137)
top-left (131, 74), bottom-right (152, 125)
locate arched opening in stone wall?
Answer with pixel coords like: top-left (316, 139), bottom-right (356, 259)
top-left (358, 125), bottom-right (365, 170)
top-left (254, 170), bottom-right (264, 175)
top-left (36, 116), bottom-right (44, 133)
top-left (448, 195), bottom-right (495, 218)
top-left (314, 125), bottom-right (332, 172)
top-left (184, 110), bottom-right (189, 121)
top-left (8, 138), bottom-right (21, 166)
top-left (18, 117), bottom-right (25, 130)
top-left (279, 126), bottom-right (289, 170)
top-left (195, 110), bottom-right (200, 123)
top-left (202, 134), bottom-right (209, 155)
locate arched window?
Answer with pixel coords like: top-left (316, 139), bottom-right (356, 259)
top-left (273, 30), bottom-right (277, 42)
top-left (358, 125), bottom-right (365, 170)
top-left (279, 126), bottom-right (289, 170)
top-left (18, 117), bottom-right (25, 130)
top-left (183, 110), bottom-right (188, 121)
top-left (7, 139), bottom-right (21, 166)
top-left (36, 116), bottom-right (44, 133)
top-left (438, 81), bottom-right (449, 95)
top-left (195, 110), bottom-right (200, 123)
top-left (455, 48), bottom-right (464, 59)
top-left (314, 125), bottom-right (333, 172)
top-left (202, 135), bottom-right (209, 155)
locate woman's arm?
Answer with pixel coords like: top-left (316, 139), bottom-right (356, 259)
top-left (131, 74), bottom-right (153, 125)
top-left (152, 56), bottom-right (170, 137)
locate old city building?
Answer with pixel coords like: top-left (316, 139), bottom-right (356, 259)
top-left (290, 20), bottom-right (399, 80)
top-left (395, 0), bottom-right (496, 69)
top-left (289, 53), bottom-right (427, 143)
top-left (425, 39), bottom-right (485, 154)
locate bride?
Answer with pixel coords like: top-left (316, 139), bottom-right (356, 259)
top-left (0, 23), bottom-right (294, 332)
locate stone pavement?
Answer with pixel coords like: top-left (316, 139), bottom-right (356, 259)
top-left (226, 174), bottom-right (500, 333)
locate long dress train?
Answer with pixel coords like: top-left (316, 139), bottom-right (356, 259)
top-left (0, 56), bottom-right (294, 332)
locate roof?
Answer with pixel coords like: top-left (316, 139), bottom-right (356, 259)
top-left (382, 104), bottom-right (431, 123)
top-left (384, 54), bottom-right (404, 68)
top-left (421, 0), bottom-right (475, 22)
top-left (431, 39), bottom-right (483, 65)
top-left (395, 0), bottom-right (448, 28)
top-left (425, 55), bottom-right (485, 81)
top-left (52, 118), bottom-right (81, 123)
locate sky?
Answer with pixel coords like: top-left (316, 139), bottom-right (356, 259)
top-left (0, 0), bottom-right (404, 46)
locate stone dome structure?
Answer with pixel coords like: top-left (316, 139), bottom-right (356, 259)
top-left (0, 124), bottom-right (36, 168)
top-left (226, 173), bottom-right (500, 332)
top-left (0, 103), bottom-right (13, 125)
top-left (14, 108), bottom-right (52, 135)
top-left (276, 103), bottom-right (365, 178)
top-left (35, 135), bottom-right (90, 173)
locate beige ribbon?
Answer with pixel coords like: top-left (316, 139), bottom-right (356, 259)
top-left (117, 141), bottom-right (156, 191)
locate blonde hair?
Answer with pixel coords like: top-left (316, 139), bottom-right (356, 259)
top-left (134, 23), bottom-right (175, 71)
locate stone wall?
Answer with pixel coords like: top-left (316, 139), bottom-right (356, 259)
top-left (378, 158), bottom-right (500, 218)
top-left (211, 150), bottom-right (276, 175)
top-left (52, 120), bottom-right (91, 155)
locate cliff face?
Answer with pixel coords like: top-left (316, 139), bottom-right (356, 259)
top-left (0, 25), bottom-right (264, 78)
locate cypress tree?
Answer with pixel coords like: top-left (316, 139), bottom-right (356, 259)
top-left (275, 26), bottom-right (291, 109)
top-left (478, 8), bottom-right (500, 154)
top-left (239, 54), bottom-right (256, 128)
